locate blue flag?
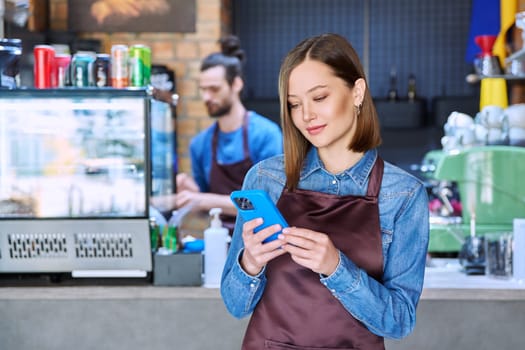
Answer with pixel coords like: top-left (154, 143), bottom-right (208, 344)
top-left (465, 0), bottom-right (501, 63)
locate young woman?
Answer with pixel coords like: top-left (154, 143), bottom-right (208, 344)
top-left (221, 33), bottom-right (429, 350)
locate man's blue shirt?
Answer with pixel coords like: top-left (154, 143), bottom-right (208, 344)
top-left (189, 111), bottom-right (283, 192)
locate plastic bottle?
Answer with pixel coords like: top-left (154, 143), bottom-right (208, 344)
top-left (203, 208), bottom-right (230, 288)
top-left (408, 73), bottom-right (417, 101)
top-left (149, 217), bottom-right (160, 253)
top-left (161, 210), bottom-right (180, 254)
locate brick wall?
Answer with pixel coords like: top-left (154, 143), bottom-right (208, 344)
top-left (45, 0), bottom-right (231, 235)
top-left (48, 0), bottom-right (231, 175)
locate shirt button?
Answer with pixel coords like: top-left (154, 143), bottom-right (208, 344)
top-left (250, 283), bottom-right (255, 288)
top-left (331, 289), bottom-right (336, 293)
top-left (332, 180), bottom-right (337, 184)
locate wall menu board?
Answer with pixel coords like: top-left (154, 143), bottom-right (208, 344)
top-left (68, 0), bottom-right (196, 33)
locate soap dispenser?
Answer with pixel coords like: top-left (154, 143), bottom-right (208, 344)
top-left (203, 208), bottom-right (230, 288)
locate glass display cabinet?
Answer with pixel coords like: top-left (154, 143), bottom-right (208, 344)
top-left (0, 88), bottom-right (153, 276)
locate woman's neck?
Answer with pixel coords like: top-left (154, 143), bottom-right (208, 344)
top-left (319, 148), bottom-right (364, 174)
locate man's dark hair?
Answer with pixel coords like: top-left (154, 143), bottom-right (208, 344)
top-left (200, 35), bottom-right (246, 85)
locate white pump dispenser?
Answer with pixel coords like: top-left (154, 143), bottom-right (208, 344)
top-left (203, 208), bottom-right (230, 288)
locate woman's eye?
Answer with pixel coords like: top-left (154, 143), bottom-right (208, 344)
top-left (314, 95), bottom-right (327, 102)
top-left (288, 103), bottom-right (299, 110)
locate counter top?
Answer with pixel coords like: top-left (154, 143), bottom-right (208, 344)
top-left (422, 259), bottom-right (525, 300)
top-left (1, 259), bottom-right (525, 301)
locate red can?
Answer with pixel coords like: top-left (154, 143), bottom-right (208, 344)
top-left (54, 54), bottom-right (71, 87)
top-left (34, 45), bottom-right (55, 88)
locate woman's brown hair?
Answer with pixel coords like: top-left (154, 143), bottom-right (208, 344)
top-left (278, 33), bottom-right (382, 190)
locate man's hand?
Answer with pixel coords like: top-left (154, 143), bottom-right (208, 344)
top-left (176, 173), bottom-right (200, 193)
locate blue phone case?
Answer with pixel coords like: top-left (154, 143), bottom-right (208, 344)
top-left (230, 189), bottom-right (288, 243)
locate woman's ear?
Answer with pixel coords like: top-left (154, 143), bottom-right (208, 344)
top-left (353, 78), bottom-right (366, 107)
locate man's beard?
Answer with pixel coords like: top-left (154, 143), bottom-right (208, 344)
top-left (207, 101), bottom-right (232, 118)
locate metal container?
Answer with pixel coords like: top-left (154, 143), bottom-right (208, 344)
top-left (0, 38), bottom-right (22, 88)
top-left (93, 53), bottom-right (110, 87)
top-left (33, 45), bottom-right (55, 88)
top-left (129, 44), bottom-right (151, 87)
top-left (110, 44), bottom-right (129, 88)
top-left (70, 52), bottom-right (95, 87)
top-left (54, 54), bottom-right (71, 87)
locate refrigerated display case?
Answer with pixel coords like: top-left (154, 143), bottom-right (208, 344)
top-left (0, 88), bottom-right (153, 276)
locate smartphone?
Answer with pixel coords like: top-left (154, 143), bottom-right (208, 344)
top-left (230, 189), bottom-right (288, 243)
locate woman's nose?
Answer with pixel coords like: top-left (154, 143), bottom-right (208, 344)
top-left (302, 103), bottom-right (316, 121)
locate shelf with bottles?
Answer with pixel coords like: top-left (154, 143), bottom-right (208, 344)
top-left (466, 73), bottom-right (525, 83)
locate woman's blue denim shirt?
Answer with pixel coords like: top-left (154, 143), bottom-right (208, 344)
top-left (220, 148), bottom-right (430, 339)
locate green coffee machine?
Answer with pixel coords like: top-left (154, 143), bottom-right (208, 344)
top-left (426, 146), bottom-right (525, 253)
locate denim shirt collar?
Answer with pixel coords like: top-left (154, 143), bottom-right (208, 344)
top-left (301, 147), bottom-right (378, 189)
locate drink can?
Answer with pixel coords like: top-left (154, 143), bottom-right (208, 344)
top-left (70, 52), bottom-right (95, 87)
top-left (93, 53), bottom-right (111, 87)
top-left (34, 45), bottom-right (55, 88)
top-left (111, 44), bottom-right (129, 88)
top-left (0, 38), bottom-right (22, 88)
top-left (129, 44), bottom-right (151, 87)
top-left (54, 54), bottom-right (71, 87)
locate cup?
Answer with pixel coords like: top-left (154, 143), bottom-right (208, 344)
top-left (478, 105), bottom-right (505, 128)
top-left (484, 232), bottom-right (513, 279)
top-left (505, 104), bottom-right (525, 128)
top-left (480, 78), bottom-right (508, 110)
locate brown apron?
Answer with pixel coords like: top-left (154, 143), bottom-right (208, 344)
top-left (209, 112), bottom-right (253, 232)
top-left (242, 157), bottom-right (385, 350)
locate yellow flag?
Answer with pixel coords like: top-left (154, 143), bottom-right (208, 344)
top-left (493, 0), bottom-right (518, 66)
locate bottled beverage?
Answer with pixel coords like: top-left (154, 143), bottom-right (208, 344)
top-left (54, 54), bottom-right (71, 87)
top-left (162, 210), bottom-right (180, 253)
top-left (388, 67), bottom-right (398, 101)
top-left (129, 44), bottom-right (151, 87)
top-left (0, 38), bottom-right (22, 88)
top-left (70, 52), bottom-right (96, 87)
top-left (408, 73), bottom-right (417, 101)
top-left (33, 45), bottom-right (55, 88)
top-left (149, 217), bottom-right (160, 253)
top-left (111, 44), bottom-right (129, 88)
top-left (93, 53), bottom-right (111, 87)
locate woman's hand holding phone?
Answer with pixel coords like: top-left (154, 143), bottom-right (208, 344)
top-left (279, 227), bottom-right (340, 276)
top-left (240, 218), bottom-right (287, 276)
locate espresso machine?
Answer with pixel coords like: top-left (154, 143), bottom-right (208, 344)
top-left (424, 146), bottom-right (525, 254)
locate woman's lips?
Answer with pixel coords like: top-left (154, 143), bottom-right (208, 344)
top-left (306, 124), bottom-right (326, 135)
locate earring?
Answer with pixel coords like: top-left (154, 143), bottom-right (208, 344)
top-left (355, 103), bottom-right (362, 116)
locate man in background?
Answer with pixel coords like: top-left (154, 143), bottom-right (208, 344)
top-left (166, 35), bottom-right (283, 231)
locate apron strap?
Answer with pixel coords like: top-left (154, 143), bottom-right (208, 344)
top-left (366, 156), bottom-right (384, 198)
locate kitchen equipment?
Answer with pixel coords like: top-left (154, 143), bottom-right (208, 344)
top-left (474, 35), bottom-right (508, 111)
top-left (423, 146), bottom-right (525, 253)
top-left (0, 88), bottom-right (153, 277)
top-left (474, 35), bottom-right (502, 76)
